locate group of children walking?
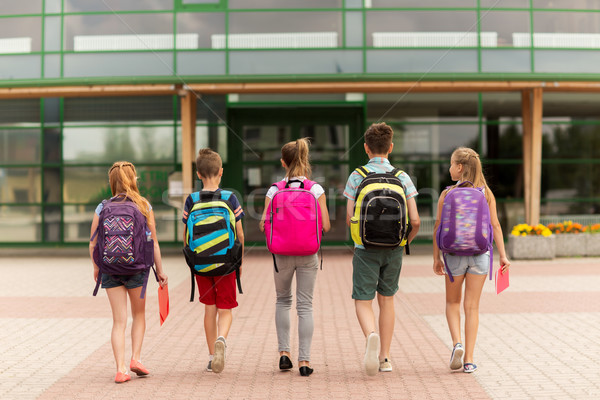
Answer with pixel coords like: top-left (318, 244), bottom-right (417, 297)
top-left (89, 122), bottom-right (510, 383)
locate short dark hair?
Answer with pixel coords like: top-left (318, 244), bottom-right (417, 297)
top-left (196, 148), bottom-right (222, 178)
top-left (365, 122), bottom-right (393, 154)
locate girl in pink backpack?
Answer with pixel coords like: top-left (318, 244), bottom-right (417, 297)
top-left (433, 147), bottom-right (510, 373)
top-left (259, 138), bottom-right (331, 376)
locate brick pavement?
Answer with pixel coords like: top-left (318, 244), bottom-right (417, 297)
top-left (1, 247), bottom-right (599, 399)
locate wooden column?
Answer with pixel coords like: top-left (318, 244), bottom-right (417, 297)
top-left (521, 88), bottom-right (543, 225)
top-left (181, 90), bottom-right (197, 198)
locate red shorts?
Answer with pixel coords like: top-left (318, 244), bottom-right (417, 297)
top-left (195, 273), bottom-right (238, 309)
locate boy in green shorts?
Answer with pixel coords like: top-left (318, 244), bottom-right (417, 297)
top-left (343, 122), bottom-right (421, 375)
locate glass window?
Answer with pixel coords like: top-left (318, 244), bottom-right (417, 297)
top-left (43, 168), bottom-right (61, 203)
top-left (542, 122), bottom-right (600, 159)
top-left (63, 53), bottom-right (173, 77)
top-left (387, 122), bottom-right (480, 161)
top-left (63, 126), bottom-right (175, 165)
top-left (44, 54), bottom-right (61, 78)
top-left (481, 92), bottom-right (523, 118)
top-left (533, 0), bottom-right (596, 9)
top-left (176, 52), bottom-right (225, 75)
top-left (483, 122), bottom-right (523, 159)
top-left (542, 163), bottom-right (600, 205)
top-left (45, 0), bottom-right (61, 14)
top-left (43, 205), bottom-right (61, 242)
top-left (242, 125), bottom-right (292, 162)
top-left (534, 50), bottom-right (600, 73)
top-left (63, 204), bottom-right (95, 242)
top-left (229, 0), bottom-right (341, 8)
top-left (300, 124), bottom-right (349, 161)
top-left (0, 17), bottom-right (42, 53)
top-left (44, 128), bottom-right (61, 163)
top-left (480, 11), bottom-right (530, 47)
top-left (0, 99), bottom-right (41, 124)
top-left (345, 11), bottom-right (363, 47)
top-left (371, 0), bottom-right (476, 6)
top-left (64, 14), bottom-right (174, 51)
top-left (0, 168), bottom-right (42, 203)
top-left (63, 166), bottom-right (174, 204)
top-left (65, 0), bottom-right (173, 12)
top-left (0, 129), bottom-right (41, 164)
top-left (176, 125), bottom-right (227, 164)
top-left (227, 12), bottom-right (342, 47)
top-left (366, 11), bottom-right (479, 47)
top-left (0, 2), bottom-right (42, 15)
top-left (480, 0), bottom-right (529, 8)
top-left (64, 97), bottom-right (174, 123)
top-left (229, 50), bottom-right (362, 74)
top-left (0, 55), bottom-right (42, 80)
top-left (481, 49), bottom-right (530, 72)
top-left (533, 12), bottom-right (600, 35)
top-left (543, 93), bottom-right (600, 118)
top-left (44, 16), bottom-right (61, 52)
top-left (367, 93), bottom-right (480, 119)
top-left (0, 206), bottom-right (41, 242)
top-left (367, 49), bottom-right (478, 73)
top-left (177, 13), bottom-right (225, 49)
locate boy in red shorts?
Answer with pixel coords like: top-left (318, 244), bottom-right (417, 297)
top-left (182, 149), bottom-right (245, 373)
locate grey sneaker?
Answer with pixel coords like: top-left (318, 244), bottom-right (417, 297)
top-left (363, 332), bottom-right (380, 376)
top-left (206, 360), bottom-right (212, 372)
top-left (212, 336), bottom-right (226, 373)
top-left (450, 343), bottom-right (464, 370)
top-left (379, 358), bottom-right (392, 372)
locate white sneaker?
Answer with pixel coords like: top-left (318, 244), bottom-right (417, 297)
top-left (450, 343), bottom-right (464, 370)
top-left (212, 336), bottom-right (226, 373)
top-left (363, 332), bottom-right (380, 376)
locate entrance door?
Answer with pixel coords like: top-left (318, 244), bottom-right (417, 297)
top-left (226, 107), bottom-right (364, 246)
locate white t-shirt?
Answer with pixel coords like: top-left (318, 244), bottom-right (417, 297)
top-left (266, 176), bottom-right (325, 199)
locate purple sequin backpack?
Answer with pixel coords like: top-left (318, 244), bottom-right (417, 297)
top-left (436, 182), bottom-right (493, 282)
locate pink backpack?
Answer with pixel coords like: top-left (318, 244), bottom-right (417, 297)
top-left (264, 179), bottom-right (323, 260)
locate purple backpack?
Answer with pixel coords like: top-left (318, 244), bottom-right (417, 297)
top-left (436, 183), bottom-right (493, 282)
top-left (91, 197), bottom-right (156, 298)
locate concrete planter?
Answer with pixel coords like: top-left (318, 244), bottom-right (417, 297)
top-left (554, 234), bottom-right (586, 257)
top-left (585, 234), bottom-right (600, 257)
top-left (508, 235), bottom-right (555, 260)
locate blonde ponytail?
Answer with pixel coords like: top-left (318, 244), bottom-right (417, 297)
top-left (281, 138), bottom-right (312, 179)
top-left (450, 147), bottom-right (491, 203)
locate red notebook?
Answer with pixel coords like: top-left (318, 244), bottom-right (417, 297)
top-left (158, 285), bottom-right (169, 326)
top-left (495, 268), bottom-right (509, 295)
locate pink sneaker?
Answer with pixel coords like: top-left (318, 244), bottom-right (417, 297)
top-left (115, 371), bottom-right (131, 383)
top-left (130, 359), bottom-right (149, 376)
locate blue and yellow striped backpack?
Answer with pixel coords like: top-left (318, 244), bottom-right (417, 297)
top-left (183, 190), bottom-right (243, 301)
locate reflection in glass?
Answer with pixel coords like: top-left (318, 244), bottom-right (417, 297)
top-left (228, 12), bottom-right (342, 37)
top-left (177, 13), bottom-right (225, 49)
top-left (63, 204), bottom-right (95, 242)
top-left (0, 2), bottom-right (42, 15)
top-left (0, 206), bottom-right (41, 242)
top-left (0, 168), bottom-right (41, 203)
top-left (367, 93), bottom-right (480, 119)
top-left (63, 53), bottom-right (173, 78)
top-left (299, 125), bottom-right (349, 162)
top-left (0, 129), bottom-right (40, 164)
top-left (372, 0), bottom-right (475, 6)
top-left (229, 0), bottom-right (342, 8)
top-left (43, 205), bottom-right (61, 242)
top-left (481, 49), bottom-right (530, 72)
top-left (65, 0), bottom-right (173, 12)
top-left (0, 17), bottom-right (42, 52)
top-left (230, 50), bottom-right (361, 74)
top-left (367, 49), bottom-right (477, 73)
top-left (43, 168), bottom-right (61, 203)
top-left (242, 125), bottom-right (292, 162)
top-left (0, 55), bottom-right (42, 80)
top-left (63, 126), bottom-right (174, 164)
top-left (480, 11), bottom-right (530, 47)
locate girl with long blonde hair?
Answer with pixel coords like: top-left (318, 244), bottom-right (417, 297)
top-left (433, 147), bottom-right (510, 373)
top-left (89, 161), bottom-right (168, 383)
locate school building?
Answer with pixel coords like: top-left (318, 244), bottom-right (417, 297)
top-left (1, 1), bottom-right (600, 247)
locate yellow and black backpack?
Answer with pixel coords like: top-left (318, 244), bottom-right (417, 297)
top-left (350, 166), bottom-right (410, 252)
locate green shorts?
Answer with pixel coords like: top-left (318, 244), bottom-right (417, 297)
top-left (352, 246), bottom-right (403, 300)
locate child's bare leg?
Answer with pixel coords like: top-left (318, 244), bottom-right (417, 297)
top-left (445, 274), bottom-right (465, 346)
top-left (204, 304), bottom-right (218, 355)
top-left (355, 299), bottom-right (376, 336)
top-left (217, 308), bottom-right (232, 339)
top-left (106, 286), bottom-right (128, 373)
top-left (463, 274), bottom-right (486, 363)
top-left (377, 293), bottom-right (395, 360)
top-left (128, 286), bottom-right (146, 361)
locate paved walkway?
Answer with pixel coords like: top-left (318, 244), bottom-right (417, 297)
top-left (1, 246), bottom-right (600, 399)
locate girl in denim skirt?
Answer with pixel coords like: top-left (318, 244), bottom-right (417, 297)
top-left (89, 161), bottom-right (168, 383)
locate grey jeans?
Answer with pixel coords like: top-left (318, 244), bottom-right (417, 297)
top-left (273, 254), bottom-right (319, 362)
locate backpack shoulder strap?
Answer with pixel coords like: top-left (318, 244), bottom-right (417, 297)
top-left (272, 180), bottom-right (287, 190)
top-left (390, 168), bottom-right (403, 177)
top-left (219, 190), bottom-right (232, 201)
top-left (354, 166), bottom-right (370, 178)
top-left (190, 191), bottom-right (200, 203)
top-left (302, 179), bottom-right (316, 190)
